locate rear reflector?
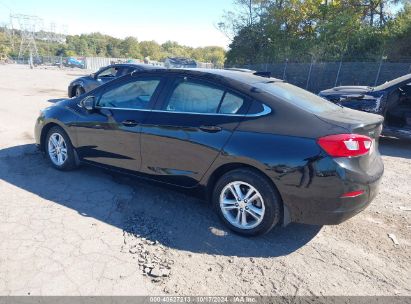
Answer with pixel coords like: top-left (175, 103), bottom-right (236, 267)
top-left (341, 190), bottom-right (365, 198)
top-left (317, 134), bottom-right (372, 157)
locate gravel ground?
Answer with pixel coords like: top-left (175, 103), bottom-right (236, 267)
top-left (0, 64), bottom-right (410, 296)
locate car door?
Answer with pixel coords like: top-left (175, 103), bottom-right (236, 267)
top-left (74, 75), bottom-right (165, 172)
top-left (140, 75), bottom-right (249, 187)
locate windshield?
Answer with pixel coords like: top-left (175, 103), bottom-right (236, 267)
top-left (254, 82), bottom-right (341, 114)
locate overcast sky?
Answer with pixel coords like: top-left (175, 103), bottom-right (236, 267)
top-left (0, 0), bottom-right (233, 48)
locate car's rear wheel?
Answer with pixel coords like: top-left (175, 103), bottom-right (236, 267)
top-left (45, 126), bottom-right (78, 171)
top-left (75, 86), bottom-right (85, 97)
top-left (213, 168), bottom-right (282, 236)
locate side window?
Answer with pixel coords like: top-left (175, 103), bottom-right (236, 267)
top-left (98, 79), bottom-right (161, 109)
top-left (165, 81), bottom-right (224, 113)
top-left (98, 67), bottom-right (118, 78)
top-left (118, 67), bottom-right (135, 77)
top-left (247, 100), bottom-right (266, 115)
top-left (114, 67), bottom-right (126, 77)
top-left (219, 93), bottom-right (244, 114)
top-left (121, 67), bottom-right (133, 76)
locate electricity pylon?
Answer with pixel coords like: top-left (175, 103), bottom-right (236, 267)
top-left (10, 14), bottom-right (42, 62)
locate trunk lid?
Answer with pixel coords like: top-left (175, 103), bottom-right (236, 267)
top-left (316, 107), bottom-right (384, 176)
top-left (316, 107), bottom-right (384, 140)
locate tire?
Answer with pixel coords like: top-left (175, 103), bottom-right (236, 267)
top-left (45, 126), bottom-right (78, 171)
top-left (212, 168), bottom-right (282, 236)
top-left (75, 86), bottom-right (85, 97)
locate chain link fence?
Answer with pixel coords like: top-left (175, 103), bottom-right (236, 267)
top-left (240, 59), bottom-right (411, 93)
top-left (9, 55), bottom-right (411, 93)
top-left (10, 56), bottom-right (214, 71)
top-left (10, 55), bottom-right (86, 68)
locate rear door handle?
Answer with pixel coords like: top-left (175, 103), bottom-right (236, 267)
top-left (122, 120), bottom-right (139, 127)
top-left (199, 125), bottom-right (222, 133)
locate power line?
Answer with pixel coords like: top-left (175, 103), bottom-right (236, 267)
top-left (0, 1), bottom-right (12, 12)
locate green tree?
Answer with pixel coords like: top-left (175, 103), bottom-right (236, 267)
top-left (386, 3), bottom-right (411, 58)
top-left (221, 0), bottom-right (409, 65)
top-left (139, 40), bottom-right (162, 61)
top-left (0, 31), bottom-right (11, 56)
top-left (161, 40), bottom-right (193, 58)
top-left (120, 37), bottom-right (142, 59)
top-left (192, 46), bottom-right (226, 67)
top-left (0, 27), bottom-right (227, 65)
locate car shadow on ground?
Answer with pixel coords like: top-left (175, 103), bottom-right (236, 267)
top-left (0, 144), bottom-right (322, 258)
top-left (379, 137), bottom-right (411, 159)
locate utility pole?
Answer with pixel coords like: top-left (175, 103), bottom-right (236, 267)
top-left (306, 58), bottom-right (314, 90)
top-left (374, 54), bottom-right (387, 86)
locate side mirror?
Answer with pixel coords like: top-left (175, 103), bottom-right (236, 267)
top-left (90, 73), bottom-right (96, 79)
top-left (80, 96), bottom-right (96, 111)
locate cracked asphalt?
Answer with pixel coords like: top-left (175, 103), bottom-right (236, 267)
top-left (0, 64), bottom-right (410, 296)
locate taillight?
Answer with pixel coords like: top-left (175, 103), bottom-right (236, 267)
top-left (340, 190), bottom-right (365, 198)
top-left (317, 134), bottom-right (372, 157)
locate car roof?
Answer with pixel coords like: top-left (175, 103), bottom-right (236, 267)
top-left (111, 63), bottom-right (165, 70)
top-left (133, 68), bottom-right (283, 86)
top-left (185, 68), bottom-right (283, 85)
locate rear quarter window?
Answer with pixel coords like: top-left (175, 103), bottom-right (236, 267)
top-left (219, 92), bottom-right (245, 114)
top-left (254, 82), bottom-right (340, 114)
top-left (247, 100), bottom-right (266, 115)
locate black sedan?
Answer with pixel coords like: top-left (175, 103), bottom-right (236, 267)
top-left (68, 63), bottom-right (163, 98)
top-left (319, 74), bottom-right (411, 139)
top-left (36, 69), bottom-right (384, 235)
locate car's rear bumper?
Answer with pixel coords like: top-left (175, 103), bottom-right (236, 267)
top-left (292, 178), bottom-right (381, 225)
top-left (278, 153), bottom-right (384, 226)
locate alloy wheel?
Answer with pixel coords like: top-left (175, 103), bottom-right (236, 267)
top-left (219, 181), bottom-right (265, 230)
top-left (48, 133), bottom-right (68, 166)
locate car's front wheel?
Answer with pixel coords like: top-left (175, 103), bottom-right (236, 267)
top-left (45, 126), bottom-right (78, 171)
top-left (75, 86), bottom-right (85, 97)
top-left (213, 168), bottom-right (282, 236)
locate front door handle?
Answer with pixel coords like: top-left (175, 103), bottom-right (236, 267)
top-left (199, 125), bottom-right (222, 133)
top-left (122, 120), bottom-right (139, 127)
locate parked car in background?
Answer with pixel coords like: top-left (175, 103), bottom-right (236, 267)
top-left (65, 57), bottom-right (85, 69)
top-left (319, 74), bottom-right (411, 139)
top-left (68, 63), bottom-right (163, 97)
top-left (164, 57), bottom-right (197, 68)
top-left (36, 69), bottom-right (384, 236)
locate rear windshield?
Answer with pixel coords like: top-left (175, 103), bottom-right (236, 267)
top-left (254, 82), bottom-right (341, 113)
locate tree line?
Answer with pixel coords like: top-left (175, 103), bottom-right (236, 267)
top-left (0, 30), bottom-right (226, 67)
top-left (1, 1), bottom-right (410, 67)
top-left (218, 0), bottom-right (411, 66)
